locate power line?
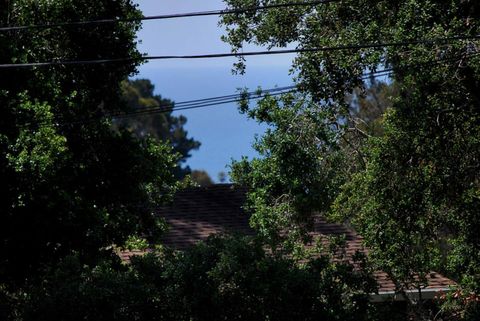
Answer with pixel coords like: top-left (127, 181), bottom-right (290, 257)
top-left (14, 52), bottom-right (478, 129)
top-left (111, 90), bottom-right (296, 120)
top-left (14, 86), bottom-right (296, 129)
top-left (0, 0), bottom-right (340, 32)
top-left (110, 86), bottom-right (296, 117)
top-left (80, 72), bottom-right (393, 125)
top-left (110, 73), bottom-right (393, 120)
top-left (61, 88), bottom-right (297, 127)
top-left (52, 53), bottom-right (478, 127)
top-left (87, 52), bottom-right (480, 121)
top-left (77, 71), bottom-right (395, 125)
top-left (1, 35), bottom-right (478, 69)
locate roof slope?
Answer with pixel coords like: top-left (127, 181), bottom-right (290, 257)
top-left (159, 184), bottom-right (253, 249)
top-left (123, 184), bottom-right (455, 296)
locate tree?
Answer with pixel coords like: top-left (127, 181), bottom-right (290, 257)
top-left (231, 92), bottom-right (347, 249)
top-left (115, 79), bottom-right (201, 179)
top-left (191, 170), bottom-right (214, 187)
top-left (0, 0), bottom-right (179, 288)
top-left (20, 235), bottom-right (376, 321)
top-left (339, 80), bottom-right (399, 174)
top-left (222, 0), bottom-right (480, 318)
top-left (347, 79), bottom-right (398, 137)
top-left (217, 171), bottom-right (228, 183)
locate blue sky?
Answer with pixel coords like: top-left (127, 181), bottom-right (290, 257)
top-left (133, 0), bottom-right (295, 181)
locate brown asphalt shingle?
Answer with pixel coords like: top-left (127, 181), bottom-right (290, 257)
top-left (159, 184), bottom-right (253, 249)
top-left (122, 184), bottom-right (455, 294)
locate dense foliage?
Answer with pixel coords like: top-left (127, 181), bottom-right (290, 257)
top-left (231, 91), bottom-right (347, 250)
top-left (0, 0), bottom-right (179, 288)
top-left (17, 235), bottom-right (376, 321)
top-left (115, 79), bottom-right (201, 179)
top-left (2, 0), bottom-right (479, 319)
top-left (190, 169), bottom-right (214, 186)
top-left (222, 0), bottom-right (480, 318)
top-left (0, 1), bottom-right (379, 320)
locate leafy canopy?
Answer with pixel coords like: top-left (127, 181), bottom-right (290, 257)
top-left (221, 1), bottom-right (480, 317)
top-left (115, 79), bottom-right (201, 179)
top-left (20, 235), bottom-right (376, 321)
top-left (0, 0), bottom-right (180, 287)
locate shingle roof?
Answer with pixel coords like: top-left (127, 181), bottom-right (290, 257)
top-left (121, 184), bottom-right (455, 296)
top-left (159, 184), bottom-right (253, 249)
top-left (311, 217), bottom-right (455, 293)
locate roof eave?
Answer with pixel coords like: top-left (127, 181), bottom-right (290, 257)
top-left (369, 287), bottom-right (455, 303)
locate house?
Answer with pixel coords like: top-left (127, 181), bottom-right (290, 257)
top-left (120, 184), bottom-right (455, 302)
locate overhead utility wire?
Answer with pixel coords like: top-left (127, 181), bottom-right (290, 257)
top-left (16, 52), bottom-right (478, 129)
top-left (107, 72), bottom-right (392, 120)
top-left (1, 35), bottom-right (479, 69)
top-left (0, 0), bottom-right (339, 32)
top-left (70, 71), bottom-right (394, 125)
top-left (58, 53), bottom-right (478, 127)
top-left (89, 70), bottom-right (396, 123)
top-left (111, 86), bottom-right (296, 117)
top-left (55, 88), bottom-right (296, 128)
top-left (111, 90), bottom-right (296, 120)
top-left (95, 52), bottom-right (480, 120)
top-left (17, 88), bottom-right (296, 130)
